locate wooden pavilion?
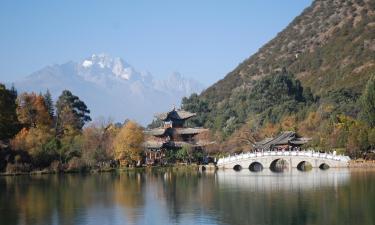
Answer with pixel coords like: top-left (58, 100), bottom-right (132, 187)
top-left (144, 108), bottom-right (208, 164)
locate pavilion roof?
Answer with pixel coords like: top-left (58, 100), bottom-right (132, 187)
top-left (143, 141), bottom-right (164, 149)
top-left (175, 127), bottom-right (208, 135)
top-left (164, 141), bottom-right (206, 148)
top-left (144, 128), bottom-right (166, 136)
top-left (255, 131), bottom-right (310, 150)
top-left (144, 127), bottom-right (208, 137)
top-left (155, 109), bottom-right (196, 121)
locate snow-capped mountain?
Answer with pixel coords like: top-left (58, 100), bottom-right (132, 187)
top-left (11, 54), bottom-right (205, 124)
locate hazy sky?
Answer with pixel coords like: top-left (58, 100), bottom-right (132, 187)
top-left (0, 0), bottom-right (312, 85)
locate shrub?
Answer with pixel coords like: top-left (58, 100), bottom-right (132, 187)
top-left (67, 157), bottom-right (85, 172)
top-left (6, 163), bottom-right (31, 173)
top-left (50, 160), bottom-right (63, 173)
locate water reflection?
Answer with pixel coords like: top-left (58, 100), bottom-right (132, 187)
top-left (216, 168), bottom-right (351, 191)
top-left (0, 169), bottom-right (374, 225)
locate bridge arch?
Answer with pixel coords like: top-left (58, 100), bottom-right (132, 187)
top-left (297, 161), bottom-right (312, 171)
top-left (233, 164), bottom-right (242, 171)
top-left (319, 163), bottom-right (330, 170)
top-left (249, 162), bottom-right (263, 172)
top-left (270, 158), bottom-right (289, 172)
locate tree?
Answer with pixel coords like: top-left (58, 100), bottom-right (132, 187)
top-left (43, 89), bottom-right (54, 119)
top-left (176, 144), bottom-right (192, 163)
top-left (16, 93), bottom-right (52, 129)
top-left (113, 121), bottom-right (144, 166)
top-left (81, 120), bottom-right (116, 167)
top-left (368, 128), bottom-right (375, 150)
top-left (360, 74), bottom-right (375, 127)
top-left (12, 92), bottom-right (56, 167)
top-left (16, 93), bottom-right (38, 128)
top-left (229, 123), bottom-right (259, 153)
top-left (0, 84), bottom-right (19, 140)
top-left (56, 90), bottom-right (91, 136)
top-left (11, 127), bottom-right (56, 168)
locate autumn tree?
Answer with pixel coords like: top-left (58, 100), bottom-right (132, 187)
top-left (81, 119), bottom-right (118, 167)
top-left (11, 92), bottom-right (56, 167)
top-left (226, 123), bottom-right (260, 153)
top-left (11, 127), bottom-right (56, 167)
top-left (113, 121), bottom-right (144, 166)
top-left (16, 93), bottom-right (52, 129)
top-left (16, 93), bottom-right (38, 128)
top-left (0, 84), bottom-right (19, 140)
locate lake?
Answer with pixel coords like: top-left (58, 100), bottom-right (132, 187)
top-left (1, 168), bottom-right (375, 225)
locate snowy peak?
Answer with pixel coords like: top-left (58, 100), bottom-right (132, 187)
top-left (78, 53), bottom-right (137, 81)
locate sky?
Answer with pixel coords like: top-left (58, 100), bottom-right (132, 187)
top-left (0, 0), bottom-right (312, 86)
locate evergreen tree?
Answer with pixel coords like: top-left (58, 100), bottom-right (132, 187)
top-left (360, 74), bottom-right (375, 127)
top-left (56, 90), bottom-right (91, 136)
top-left (43, 89), bottom-right (54, 119)
top-left (0, 84), bottom-right (19, 140)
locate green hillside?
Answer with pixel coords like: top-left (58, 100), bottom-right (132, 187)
top-left (182, 0), bottom-right (375, 156)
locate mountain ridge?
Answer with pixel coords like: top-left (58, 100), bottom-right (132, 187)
top-left (182, 0), bottom-right (375, 138)
top-left (10, 54), bottom-right (205, 124)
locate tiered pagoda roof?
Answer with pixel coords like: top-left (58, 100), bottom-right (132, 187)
top-left (144, 108), bottom-right (208, 150)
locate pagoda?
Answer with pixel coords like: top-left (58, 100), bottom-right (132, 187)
top-left (144, 108), bottom-right (208, 164)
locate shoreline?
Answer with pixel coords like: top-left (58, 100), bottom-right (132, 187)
top-left (348, 160), bottom-right (375, 168)
top-left (2, 161), bottom-right (375, 176)
top-left (0, 164), bottom-right (209, 177)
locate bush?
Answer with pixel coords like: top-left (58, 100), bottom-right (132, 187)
top-left (364, 152), bottom-right (375, 160)
top-left (50, 160), bottom-right (63, 173)
top-left (67, 157), bottom-right (85, 172)
top-left (6, 163), bottom-right (31, 173)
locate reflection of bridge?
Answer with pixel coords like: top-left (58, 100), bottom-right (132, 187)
top-left (215, 169), bottom-right (351, 191)
top-left (217, 151), bottom-right (350, 170)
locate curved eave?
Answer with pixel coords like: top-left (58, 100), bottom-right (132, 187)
top-left (144, 128), bottom-right (167, 136)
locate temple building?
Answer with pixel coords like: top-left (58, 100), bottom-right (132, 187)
top-left (144, 108), bottom-right (208, 164)
top-left (255, 131), bottom-right (311, 151)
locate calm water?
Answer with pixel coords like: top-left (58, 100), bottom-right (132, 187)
top-left (1, 168), bottom-right (375, 225)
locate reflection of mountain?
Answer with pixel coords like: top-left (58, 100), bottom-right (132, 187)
top-left (216, 169), bottom-right (351, 191)
top-left (11, 54), bottom-right (205, 124)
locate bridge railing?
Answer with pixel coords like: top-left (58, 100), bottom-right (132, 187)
top-left (217, 150), bottom-right (350, 165)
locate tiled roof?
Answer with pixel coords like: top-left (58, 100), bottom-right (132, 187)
top-left (155, 109), bottom-right (196, 121)
top-left (255, 131), bottom-right (310, 150)
top-left (144, 128), bottom-right (166, 136)
top-left (144, 127), bottom-right (208, 136)
top-left (176, 128), bottom-right (208, 135)
top-left (143, 141), bottom-right (164, 148)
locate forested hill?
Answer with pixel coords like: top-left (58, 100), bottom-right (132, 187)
top-left (181, 0), bottom-right (375, 153)
top-left (203, 0), bottom-right (375, 103)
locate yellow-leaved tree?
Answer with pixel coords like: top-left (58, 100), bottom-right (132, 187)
top-left (113, 121), bottom-right (144, 167)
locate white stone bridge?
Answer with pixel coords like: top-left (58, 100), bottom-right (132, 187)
top-left (216, 150), bottom-right (350, 171)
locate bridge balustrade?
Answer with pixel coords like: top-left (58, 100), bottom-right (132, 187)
top-left (217, 150), bottom-right (350, 165)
